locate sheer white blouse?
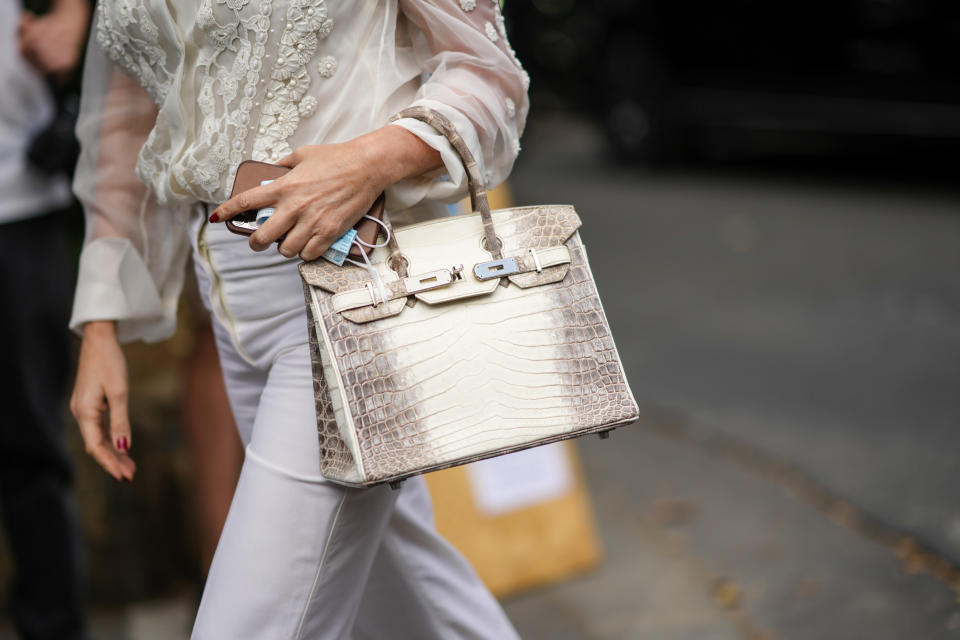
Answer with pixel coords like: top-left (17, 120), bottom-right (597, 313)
top-left (70, 0), bottom-right (528, 343)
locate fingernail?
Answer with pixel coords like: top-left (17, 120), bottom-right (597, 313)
top-left (116, 436), bottom-right (129, 451)
top-left (209, 211), bottom-right (220, 223)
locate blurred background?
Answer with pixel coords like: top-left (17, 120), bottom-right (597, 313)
top-left (3, 0), bottom-right (960, 638)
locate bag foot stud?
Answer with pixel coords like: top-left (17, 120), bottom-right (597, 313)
top-left (389, 480), bottom-right (404, 490)
top-left (598, 429), bottom-right (614, 440)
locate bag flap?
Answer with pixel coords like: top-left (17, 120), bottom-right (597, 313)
top-left (299, 258), bottom-right (386, 293)
top-left (494, 204), bottom-right (581, 254)
top-left (393, 213), bottom-right (500, 304)
top-left (299, 204), bottom-right (583, 320)
top-left (497, 205), bottom-right (581, 288)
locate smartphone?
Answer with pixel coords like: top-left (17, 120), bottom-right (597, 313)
top-left (225, 161), bottom-right (290, 236)
top-left (225, 159), bottom-right (385, 259)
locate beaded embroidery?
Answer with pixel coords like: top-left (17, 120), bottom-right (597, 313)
top-left (253, 0), bottom-right (333, 163)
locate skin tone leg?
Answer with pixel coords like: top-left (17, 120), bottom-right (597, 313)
top-left (72, 126), bottom-right (442, 480)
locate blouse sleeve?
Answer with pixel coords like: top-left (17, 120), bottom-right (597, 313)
top-left (69, 26), bottom-right (191, 343)
top-left (387, 0), bottom-right (529, 208)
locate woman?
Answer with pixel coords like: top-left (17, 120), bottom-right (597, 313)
top-left (68, 0), bottom-right (528, 637)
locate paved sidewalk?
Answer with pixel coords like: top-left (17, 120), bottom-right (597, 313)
top-left (503, 414), bottom-right (960, 639)
top-left (7, 411), bottom-right (953, 640)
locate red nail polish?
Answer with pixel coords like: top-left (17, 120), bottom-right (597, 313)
top-left (117, 436), bottom-right (129, 452)
top-left (209, 211), bottom-right (220, 223)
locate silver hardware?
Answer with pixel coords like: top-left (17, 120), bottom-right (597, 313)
top-left (403, 269), bottom-right (454, 294)
top-left (479, 234), bottom-right (504, 253)
top-left (365, 282), bottom-right (381, 307)
top-left (451, 264), bottom-right (464, 280)
top-left (473, 257), bottom-right (519, 281)
top-left (528, 247), bottom-right (543, 273)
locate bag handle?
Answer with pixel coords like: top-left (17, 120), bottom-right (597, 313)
top-left (384, 107), bottom-right (503, 271)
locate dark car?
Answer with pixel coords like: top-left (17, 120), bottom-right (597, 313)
top-left (505, 0), bottom-right (960, 163)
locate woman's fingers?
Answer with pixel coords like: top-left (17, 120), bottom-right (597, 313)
top-left (211, 180), bottom-right (281, 222)
top-left (72, 395), bottom-right (129, 482)
top-left (73, 321), bottom-right (136, 482)
top-left (17, 12), bottom-right (35, 51)
top-left (274, 147), bottom-right (305, 168)
top-left (218, 142), bottom-right (381, 254)
top-left (297, 233), bottom-right (333, 261)
top-left (276, 213), bottom-right (339, 258)
top-left (249, 212), bottom-right (296, 252)
top-left (108, 388), bottom-right (132, 454)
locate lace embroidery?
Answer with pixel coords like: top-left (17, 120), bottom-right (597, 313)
top-left (97, 0), bottom-right (332, 201)
top-left (95, 0), bottom-right (170, 103)
top-left (317, 55), bottom-right (338, 78)
top-left (166, 0), bottom-right (279, 199)
top-left (253, 0), bottom-right (333, 163)
top-left (300, 95), bottom-right (319, 117)
top-left (505, 97), bottom-right (516, 118)
top-left (97, 0), bottom-right (182, 201)
top-left (97, 0), bottom-right (521, 203)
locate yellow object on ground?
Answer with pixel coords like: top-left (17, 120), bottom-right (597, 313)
top-left (425, 442), bottom-right (602, 598)
top-left (427, 181), bottom-right (602, 598)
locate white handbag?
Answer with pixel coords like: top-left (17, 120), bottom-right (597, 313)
top-left (299, 107), bottom-right (639, 488)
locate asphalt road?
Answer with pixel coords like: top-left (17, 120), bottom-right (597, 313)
top-left (501, 115), bottom-right (960, 639)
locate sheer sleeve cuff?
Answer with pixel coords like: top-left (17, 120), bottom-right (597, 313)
top-left (69, 237), bottom-right (177, 343)
top-left (385, 99), bottom-right (483, 211)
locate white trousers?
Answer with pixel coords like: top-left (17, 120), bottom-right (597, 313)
top-left (188, 212), bottom-right (519, 640)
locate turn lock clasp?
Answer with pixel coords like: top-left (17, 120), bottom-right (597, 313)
top-left (473, 257), bottom-right (519, 281)
top-left (403, 268), bottom-right (455, 294)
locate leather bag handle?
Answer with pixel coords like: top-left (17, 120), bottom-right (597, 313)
top-left (384, 107), bottom-right (503, 270)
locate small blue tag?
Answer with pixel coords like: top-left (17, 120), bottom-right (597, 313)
top-left (322, 228), bottom-right (357, 266)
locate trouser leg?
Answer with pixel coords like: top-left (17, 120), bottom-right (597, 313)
top-left (0, 212), bottom-right (88, 640)
top-left (352, 477), bottom-right (521, 640)
top-left (190, 215), bottom-right (519, 639)
top-left (191, 342), bottom-right (401, 640)
top-left (193, 460), bottom-right (400, 640)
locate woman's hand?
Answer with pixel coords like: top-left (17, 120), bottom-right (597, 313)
top-left (19, 0), bottom-right (91, 81)
top-left (70, 321), bottom-right (136, 482)
top-left (211, 125), bottom-right (442, 260)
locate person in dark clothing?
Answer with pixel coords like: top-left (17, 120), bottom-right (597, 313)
top-left (0, 0), bottom-right (91, 637)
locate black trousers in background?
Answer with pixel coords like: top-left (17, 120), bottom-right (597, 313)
top-left (0, 210), bottom-right (88, 640)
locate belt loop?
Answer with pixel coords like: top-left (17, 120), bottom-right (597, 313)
top-left (528, 247), bottom-right (543, 273)
top-left (365, 282), bottom-right (381, 307)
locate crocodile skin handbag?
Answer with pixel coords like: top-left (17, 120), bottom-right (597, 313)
top-left (299, 107), bottom-right (639, 488)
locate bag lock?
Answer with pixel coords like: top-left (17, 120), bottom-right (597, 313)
top-left (329, 245), bottom-right (571, 316)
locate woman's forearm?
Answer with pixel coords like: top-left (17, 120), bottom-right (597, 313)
top-left (353, 125), bottom-right (444, 189)
top-left (82, 320), bottom-right (118, 341)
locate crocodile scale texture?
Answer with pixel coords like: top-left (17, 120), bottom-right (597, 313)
top-left (302, 215), bottom-right (639, 486)
top-left (302, 281), bottom-right (362, 483)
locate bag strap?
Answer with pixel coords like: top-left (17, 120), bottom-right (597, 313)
top-left (388, 107), bottom-right (503, 262)
top-left (380, 209), bottom-right (409, 278)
